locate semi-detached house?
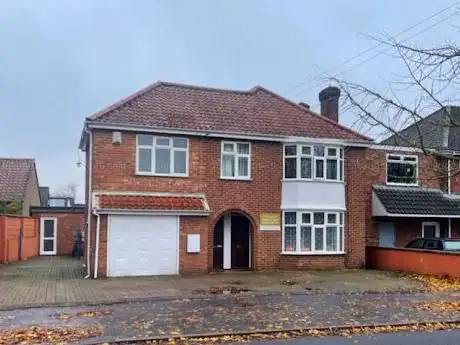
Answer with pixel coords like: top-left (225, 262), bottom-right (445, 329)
top-left (79, 81), bottom-right (460, 278)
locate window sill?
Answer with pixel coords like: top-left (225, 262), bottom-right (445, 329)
top-left (281, 251), bottom-right (346, 256)
top-left (220, 177), bottom-right (252, 181)
top-left (282, 179), bottom-right (344, 183)
top-left (136, 172), bottom-right (189, 178)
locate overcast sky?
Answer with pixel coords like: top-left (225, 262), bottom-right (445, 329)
top-left (0, 0), bottom-right (458, 201)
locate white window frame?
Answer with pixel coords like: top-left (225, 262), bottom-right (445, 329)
top-left (421, 221), bottom-right (440, 238)
top-left (40, 216), bottom-right (57, 255)
top-left (136, 135), bottom-right (189, 177)
top-left (386, 154), bottom-right (418, 186)
top-left (282, 210), bottom-right (345, 255)
top-left (220, 141), bottom-right (251, 180)
top-left (283, 144), bottom-right (344, 182)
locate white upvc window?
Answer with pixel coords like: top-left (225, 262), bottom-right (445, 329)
top-left (221, 141), bottom-right (251, 179)
top-left (136, 135), bottom-right (188, 176)
top-left (284, 144), bottom-right (343, 181)
top-left (282, 210), bottom-right (344, 254)
top-left (386, 154), bottom-right (418, 185)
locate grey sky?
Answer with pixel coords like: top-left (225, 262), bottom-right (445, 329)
top-left (0, 0), bottom-right (458, 201)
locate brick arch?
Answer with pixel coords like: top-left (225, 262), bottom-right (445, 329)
top-left (211, 208), bottom-right (257, 233)
top-left (210, 208), bottom-right (256, 271)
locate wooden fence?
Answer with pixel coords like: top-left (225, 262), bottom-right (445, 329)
top-left (366, 246), bottom-right (460, 278)
top-left (0, 215), bottom-right (39, 263)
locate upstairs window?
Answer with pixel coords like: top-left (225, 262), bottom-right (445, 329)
top-left (136, 135), bottom-right (188, 176)
top-left (221, 141), bottom-right (251, 179)
top-left (386, 154), bottom-right (417, 185)
top-left (284, 144), bottom-right (343, 181)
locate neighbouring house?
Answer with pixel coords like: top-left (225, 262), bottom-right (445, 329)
top-left (30, 191), bottom-right (85, 256)
top-left (0, 158), bottom-right (40, 216)
top-left (371, 106), bottom-right (460, 248)
top-left (79, 81), bottom-right (460, 278)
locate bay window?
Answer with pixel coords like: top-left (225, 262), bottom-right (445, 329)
top-left (386, 154), bottom-right (418, 185)
top-left (137, 135), bottom-right (188, 176)
top-left (221, 141), bottom-right (251, 179)
top-left (284, 144), bottom-right (343, 181)
top-left (282, 211), bottom-right (344, 254)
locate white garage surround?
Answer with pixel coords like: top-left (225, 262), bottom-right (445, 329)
top-left (107, 215), bottom-right (179, 277)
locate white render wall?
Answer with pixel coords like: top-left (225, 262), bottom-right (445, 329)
top-left (281, 181), bottom-right (346, 210)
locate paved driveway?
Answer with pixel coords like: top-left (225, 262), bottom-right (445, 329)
top-left (0, 257), bottom-right (424, 310)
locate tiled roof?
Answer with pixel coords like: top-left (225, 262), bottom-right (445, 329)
top-left (97, 193), bottom-right (209, 212)
top-left (88, 81), bottom-right (371, 142)
top-left (382, 106), bottom-right (460, 151)
top-left (0, 158), bottom-right (35, 201)
top-left (373, 184), bottom-right (460, 216)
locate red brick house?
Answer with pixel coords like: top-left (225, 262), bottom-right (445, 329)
top-left (79, 81), bottom-right (460, 278)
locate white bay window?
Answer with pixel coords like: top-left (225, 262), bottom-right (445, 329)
top-left (282, 211), bottom-right (344, 254)
top-left (221, 141), bottom-right (251, 179)
top-left (137, 135), bottom-right (188, 176)
top-left (284, 144), bottom-right (343, 181)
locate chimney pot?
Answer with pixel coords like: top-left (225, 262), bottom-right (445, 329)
top-left (319, 86), bottom-right (341, 122)
top-left (298, 102), bottom-right (310, 109)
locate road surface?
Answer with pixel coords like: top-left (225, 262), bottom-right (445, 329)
top-left (240, 330), bottom-right (460, 344)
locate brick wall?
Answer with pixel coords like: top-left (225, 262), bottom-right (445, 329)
top-left (279, 255), bottom-right (345, 269)
top-left (180, 216), bottom-right (209, 273)
top-left (367, 246), bottom-right (460, 278)
top-left (394, 218), bottom-right (460, 247)
top-left (31, 212), bottom-right (85, 255)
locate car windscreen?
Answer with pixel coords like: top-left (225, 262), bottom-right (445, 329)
top-left (444, 241), bottom-right (460, 250)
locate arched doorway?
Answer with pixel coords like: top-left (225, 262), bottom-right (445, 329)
top-left (213, 212), bottom-right (252, 270)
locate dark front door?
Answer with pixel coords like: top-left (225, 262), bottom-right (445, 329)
top-left (213, 218), bottom-right (224, 270)
top-left (231, 215), bottom-right (250, 269)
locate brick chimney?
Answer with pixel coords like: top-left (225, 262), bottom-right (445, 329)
top-left (319, 86), bottom-right (341, 122)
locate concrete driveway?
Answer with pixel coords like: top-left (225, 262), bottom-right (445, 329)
top-left (0, 257), bottom-right (424, 310)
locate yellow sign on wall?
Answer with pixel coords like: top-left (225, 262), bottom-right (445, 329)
top-left (260, 213), bottom-right (281, 231)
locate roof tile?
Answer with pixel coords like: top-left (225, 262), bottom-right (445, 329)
top-left (98, 194), bottom-right (207, 212)
top-left (0, 158), bottom-right (35, 201)
top-left (373, 184), bottom-right (460, 216)
top-left (88, 81), bottom-right (371, 142)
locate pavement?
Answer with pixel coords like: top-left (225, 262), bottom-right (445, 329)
top-left (0, 291), bottom-right (459, 344)
top-left (229, 330), bottom-right (460, 345)
top-left (0, 257), bottom-right (424, 310)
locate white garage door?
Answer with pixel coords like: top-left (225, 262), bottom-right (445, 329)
top-left (107, 215), bottom-right (179, 277)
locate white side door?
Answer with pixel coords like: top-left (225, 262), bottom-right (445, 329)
top-left (40, 217), bottom-right (57, 255)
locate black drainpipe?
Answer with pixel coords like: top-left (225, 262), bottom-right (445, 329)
top-left (18, 222), bottom-right (23, 260)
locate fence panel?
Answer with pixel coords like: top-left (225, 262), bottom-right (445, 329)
top-left (0, 215), bottom-right (39, 263)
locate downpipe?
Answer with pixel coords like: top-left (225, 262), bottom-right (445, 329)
top-left (84, 126), bottom-right (93, 279)
top-left (93, 209), bottom-right (101, 279)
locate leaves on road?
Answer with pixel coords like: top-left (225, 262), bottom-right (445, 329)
top-left (208, 286), bottom-right (252, 295)
top-left (55, 309), bottom-right (112, 321)
top-left (0, 326), bottom-right (103, 345)
top-left (415, 301), bottom-right (460, 312)
top-left (116, 322), bottom-right (460, 344)
top-left (405, 274), bottom-right (460, 291)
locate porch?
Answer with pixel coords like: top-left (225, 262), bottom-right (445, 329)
top-left (372, 184), bottom-right (460, 248)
